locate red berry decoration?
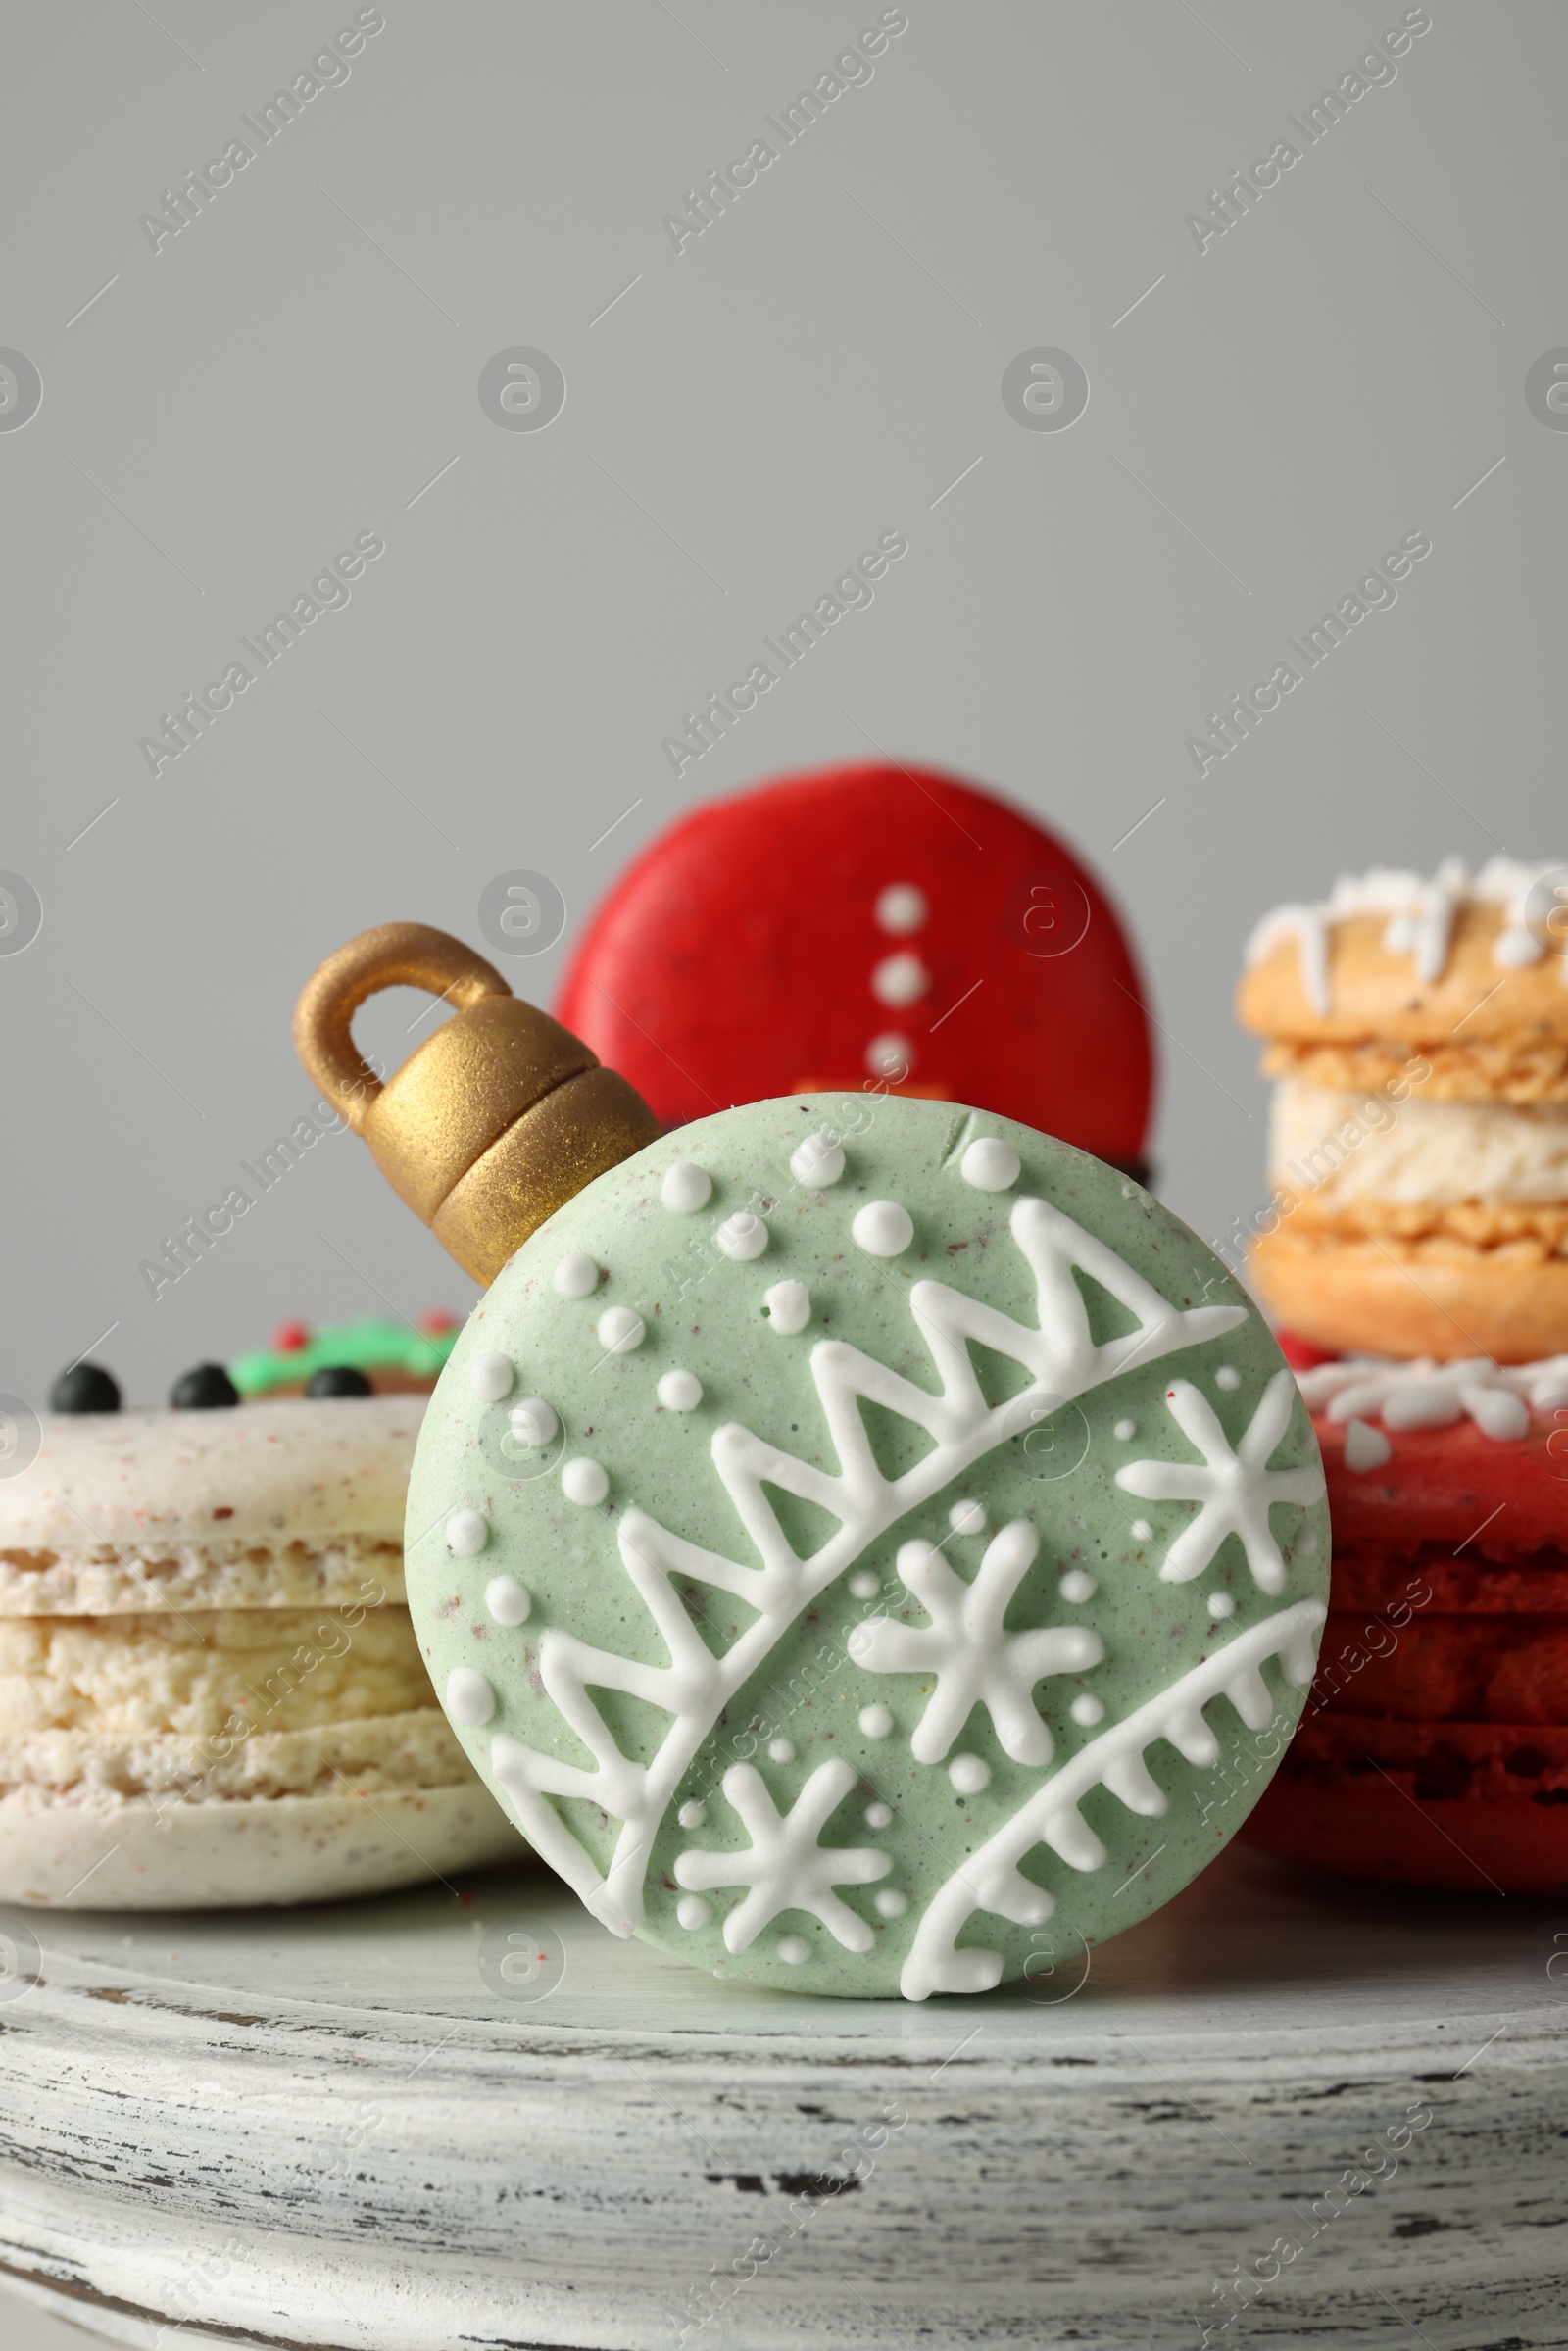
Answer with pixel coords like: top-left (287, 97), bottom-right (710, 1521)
top-left (555, 762), bottom-right (1154, 1169)
top-left (272, 1320), bottom-right (311, 1353)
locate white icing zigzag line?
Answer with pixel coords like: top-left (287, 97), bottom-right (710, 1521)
top-left (673, 1756), bottom-right (891, 1954)
top-left (850, 1523), bottom-right (1103, 1767)
top-left (489, 1196), bottom-right (1247, 1934)
top-left (900, 1597), bottom-right (1327, 2001)
top-left (1114, 1370), bottom-right (1324, 1594)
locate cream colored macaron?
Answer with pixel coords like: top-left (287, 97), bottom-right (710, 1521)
top-left (0, 1396), bottom-right (516, 1907)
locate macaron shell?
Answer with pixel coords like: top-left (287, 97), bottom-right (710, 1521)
top-left (554, 763), bottom-right (1154, 1163)
top-left (406, 1094), bottom-right (1327, 1999)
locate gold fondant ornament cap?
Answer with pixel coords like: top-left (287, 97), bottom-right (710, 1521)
top-left (293, 922), bottom-right (660, 1284)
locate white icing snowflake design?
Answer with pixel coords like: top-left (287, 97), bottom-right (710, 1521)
top-left (1115, 1369), bottom-right (1325, 1594)
top-left (850, 1521), bottom-right (1103, 1767)
top-left (673, 1757), bottom-right (890, 1954)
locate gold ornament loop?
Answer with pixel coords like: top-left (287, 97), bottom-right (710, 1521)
top-left (292, 921), bottom-right (510, 1133)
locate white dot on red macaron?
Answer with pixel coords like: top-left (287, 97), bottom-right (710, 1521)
top-left (871, 952), bottom-right (930, 1007)
top-left (960, 1138), bottom-right (1020, 1192)
top-left (853, 1200), bottom-right (913, 1256)
top-left (445, 1509), bottom-right (487, 1557)
top-left (865, 1032), bottom-right (913, 1079)
top-left (661, 1161), bottom-right (711, 1213)
top-left (468, 1351), bottom-right (514, 1402)
top-left (553, 1253), bottom-right (599, 1298)
top-left (445, 1667), bottom-right (495, 1726)
top-left (875, 883), bottom-right (927, 934)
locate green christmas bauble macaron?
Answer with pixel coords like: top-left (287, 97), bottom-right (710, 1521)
top-left (406, 1096), bottom-right (1328, 2000)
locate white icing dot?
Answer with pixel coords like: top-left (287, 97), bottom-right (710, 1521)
top-left (597, 1305), bottom-right (646, 1354)
top-left (853, 1200), bottom-right (913, 1256)
top-left (485, 1575), bottom-right (531, 1627)
top-left (764, 1279), bottom-right (810, 1334)
top-left (1113, 1419), bottom-right (1136, 1442)
top-left (1070, 1694), bottom-right (1104, 1727)
top-left (849, 1570), bottom-right (880, 1599)
top-left (1298, 1529), bottom-right (1320, 1559)
top-left (468, 1351), bottom-right (514, 1402)
top-left (948, 1497), bottom-right (986, 1536)
top-left (661, 1160), bottom-right (712, 1213)
top-left (716, 1212), bottom-right (769, 1260)
top-left (658, 1368), bottom-right (703, 1411)
top-left (791, 1132), bottom-right (845, 1187)
top-left (864, 1801), bottom-right (893, 1829)
top-left (562, 1457), bottom-right (609, 1505)
top-left (553, 1252), bottom-right (599, 1298)
top-left (874, 1888), bottom-right (907, 1919)
top-left (871, 951), bottom-right (930, 1007)
top-left (445, 1667), bottom-right (495, 1727)
top-left (1207, 1592), bottom-right (1236, 1619)
top-left (777, 1934), bottom-right (811, 1965)
top-left (960, 1138), bottom-right (1020, 1193)
top-left (1059, 1570), bottom-right (1097, 1602)
top-left (1344, 1417), bottom-right (1393, 1473)
top-left (509, 1396), bottom-right (559, 1447)
top-left (677, 1799), bottom-right (707, 1829)
top-left (859, 1703), bottom-right (894, 1739)
top-left (445, 1509), bottom-right (487, 1557)
top-left (1130, 1518), bottom-right (1153, 1543)
top-left (1215, 1365), bottom-right (1242, 1391)
top-left (876, 882), bottom-right (928, 934)
top-left (865, 1031), bottom-right (914, 1079)
top-left (767, 1738), bottom-right (796, 1764)
top-left (676, 1894), bottom-right (710, 1930)
top-left (949, 1753), bottom-right (991, 1794)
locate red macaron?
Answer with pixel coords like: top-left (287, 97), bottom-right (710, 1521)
top-left (555, 762), bottom-right (1154, 1172)
top-left (1246, 1404), bottom-right (1568, 1894)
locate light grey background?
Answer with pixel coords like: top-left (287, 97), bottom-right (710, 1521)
top-left (5, 0), bottom-right (1560, 1420)
top-left (0, 7), bottom-right (1562, 2337)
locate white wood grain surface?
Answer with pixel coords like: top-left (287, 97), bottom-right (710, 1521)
top-left (0, 1842), bottom-right (1564, 2350)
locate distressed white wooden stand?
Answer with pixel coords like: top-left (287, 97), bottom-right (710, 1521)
top-left (0, 1843), bottom-right (1564, 2350)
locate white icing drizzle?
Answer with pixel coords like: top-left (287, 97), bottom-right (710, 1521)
top-left (1297, 1352), bottom-right (1568, 1439)
top-left (875, 883), bottom-right (927, 934)
top-left (469, 1351), bottom-right (514, 1402)
top-left (673, 1757), bottom-right (890, 1954)
top-left (850, 1524), bottom-right (1102, 1767)
top-left (791, 1132), bottom-right (845, 1187)
top-left (902, 1599), bottom-right (1326, 1998)
top-left (1130, 1519), bottom-right (1152, 1543)
top-left (777, 1934), bottom-right (811, 1964)
top-left (874, 1887), bottom-right (907, 1917)
top-left (858, 1703), bottom-right (894, 1739)
top-left (553, 1252), bottom-right (600, 1298)
top-left (597, 1306), bottom-right (646, 1355)
top-left (486, 1195), bottom-right (1246, 1938)
top-left (949, 1497), bottom-right (986, 1535)
top-left (1070, 1693), bottom-right (1104, 1726)
top-left (848, 1570), bottom-right (880, 1599)
top-left (764, 1279), bottom-right (810, 1335)
top-left (1214, 1366), bottom-right (1241, 1391)
top-left (486, 1575), bottom-right (531, 1627)
top-left (1115, 1371), bottom-right (1324, 1594)
top-left (662, 1161), bottom-right (712, 1213)
top-left (767, 1737), bottom-right (795, 1763)
top-left (561, 1457), bottom-right (608, 1505)
top-left (1206, 1592), bottom-right (1235, 1619)
top-left (1245, 857), bottom-right (1568, 1013)
top-left (852, 1200), bottom-right (913, 1256)
top-left (1344, 1418), bottom-right (1393, 1472)
top-left (716, 1212), bottom-right (768, 1261)
top-left (510, 1397), bottom-right (559, 1447)
top-left (657, 1369), bottom-right (703, 1412)
top-left (677, 1799), bottom-right (706, 1829)
top-left (960, 1137), bottom-right (1021, 1193)
top-left (1113, 1419), bottom-right (1136, 1442)
top-left (948, 1754), bottom-right (991, 1793)
top-left (446, 1667), bottom-right (496, 1726)
top-left (676, 1894), bottom-right (709, 1929)
top-left (1058, 1570), bottom-right (1097, 1603)
top-left (864, 1801), bottom-right (893, 1829)
top-left (445, 1509), bottom-right (487, 1557)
